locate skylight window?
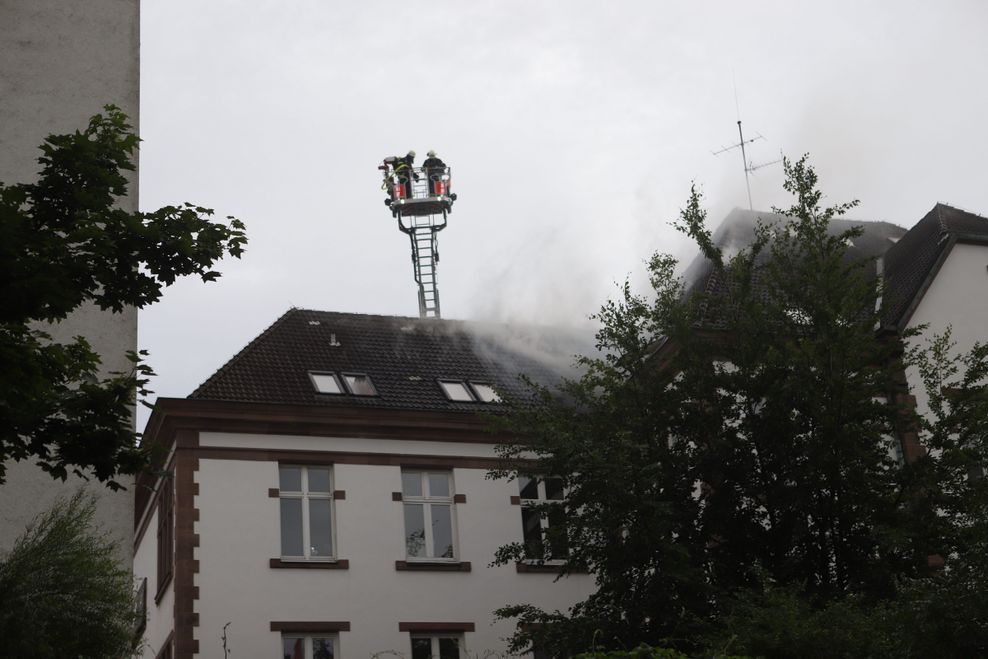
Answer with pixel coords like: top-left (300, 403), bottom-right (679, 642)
top-left (309, 372), bottom-right (342, 395)
top-left (469, 382), bottom-right (501, 403)
top-left (438, 380), bottom-right (501, 403)
top-left (439, 381), bottom-right (473, 401)
top-left (342, 373), bottom-right (377, 396)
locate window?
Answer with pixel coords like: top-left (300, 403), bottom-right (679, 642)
top-left (411, 635), bottom-right (461, 659)
top-left (310, 372), bottom-right (343, 395)
top-left (282, 635), bottom-right (336, 659)
top-left (402, 470), bottom-right (457, 560)
top-left (280, 466), bottom-right (335, 560)
top-left (438, 380), bottom-right (500, 403)
top-left (438, 381), bottom-right (472, 401)
top-left (156, 475), bottom-right (174, 596)
top-left (469, 382), bottom-right (500, 403)
top-left (341, 373), bottom-right (377, 396)
top-left (518, 476), bottom-right (567, 560)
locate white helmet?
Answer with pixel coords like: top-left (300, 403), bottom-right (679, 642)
top-left (427, 150), bottom-right (436, 157)
top-left (407, 150), bottom-right (416, 157)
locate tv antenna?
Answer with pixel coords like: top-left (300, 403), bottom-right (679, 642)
top-left (712, 80), bottom-right (781, 210)
top-left (712, 121), bottom-right (781, 211)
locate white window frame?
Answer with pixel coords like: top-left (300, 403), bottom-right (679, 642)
top-left (281, 634), bottom-right (338, 659)
top-left (309, 371), bottom-right (343, 395)
top-left (410, 633), bottom-right (462, 659)
top-left (401, 470), bottom-right (458, 562)
top-left (518, 476), bottom-right (566, 562)
top-left (279, 466), bottom-right (337, 562)
top-left (437, 380), bottom-right (501, 403)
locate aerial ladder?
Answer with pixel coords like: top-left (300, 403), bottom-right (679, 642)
top-left (379, 156), bottom-right (457, 319)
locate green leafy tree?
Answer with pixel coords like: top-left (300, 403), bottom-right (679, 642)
top-left (492, 157), bottom-right (988, 657)
top-left (0, 491), bottom-right (142, 658)
top-left (0, 106), bottom-right (246, 487)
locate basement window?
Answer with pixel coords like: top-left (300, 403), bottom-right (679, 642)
top-left (342, 373), bottom-right (377, 396)
top-left (309, 372), bottom-right (343, 395)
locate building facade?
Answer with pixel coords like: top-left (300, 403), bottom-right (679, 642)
top-left (0, 0), bottom-right (139, 561)
top-left (135, 311), bottom-right (595, 658)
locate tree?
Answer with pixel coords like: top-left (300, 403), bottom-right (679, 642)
top-left (0, 106), bottom-right (246, 487)
top-left (0, 491), bottom-right (142, 658)
top-left (492, 157), bottom-right (988, 657)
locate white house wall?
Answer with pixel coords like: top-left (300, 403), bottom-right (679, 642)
top-left (193, 432), bottom-right (594, 657)
top-left (134, 506), bottom-right (175, 658)
top-left (905, 242), bottom-right (988, 419)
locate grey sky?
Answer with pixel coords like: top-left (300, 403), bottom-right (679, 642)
top-left (137, 0), bottom-right (988, 429)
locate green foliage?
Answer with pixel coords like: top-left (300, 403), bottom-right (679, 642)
top-left (0, 491), bottom-right (141, 658)
top-left (492, 156), bottom-right (988, 657)
top-left (0, 106), bottom-right (246, 487)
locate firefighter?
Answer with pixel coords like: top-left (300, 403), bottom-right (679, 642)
top-left (422, 150), bottom-right (447, 196)
top-left (394, 150), bottom-right (417, 199)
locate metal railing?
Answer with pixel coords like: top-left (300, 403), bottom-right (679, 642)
top-left (384, 166), bottom-right (452, 201)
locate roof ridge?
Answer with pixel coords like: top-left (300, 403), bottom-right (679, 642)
top-left (188, 307), bottom-right (300, 398)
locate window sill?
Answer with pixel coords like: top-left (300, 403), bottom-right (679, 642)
top-left (395, 560), bottom-right (471, 572)
top-left (515, 562), bottom-right (586, 574)
top-left (269, 558), bottom-right (350, 569)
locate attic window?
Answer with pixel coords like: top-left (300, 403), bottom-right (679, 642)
top-left (309, 372), bottom-right (343, 395)
top-left (439, 381), bottom-right (473, 402)
top-left (470, 382), bottom-right (501, 403)
top-left (438, 380), bottom-right (501, 403)
top-left (342, 373), bottom-right (377, 396)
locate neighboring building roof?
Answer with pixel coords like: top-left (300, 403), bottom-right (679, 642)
top-left (682, 208), bottom-right (907, 330)
top-left (882, 203), bottom-right (988, 329)
top-left (191, 309), bottom-right (594, 412)
top-left (680, 204), bottom-right (988, 332)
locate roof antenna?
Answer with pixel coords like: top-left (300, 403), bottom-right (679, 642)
top-left (711, 75), bottom-right (781, 210)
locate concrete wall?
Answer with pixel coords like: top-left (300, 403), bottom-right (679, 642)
top-left (904, 242), bottom-right (988, 418)
top-left (148, 431), bottom-right (594, 658)
top-left (0, 0), bottom-right (139, 560)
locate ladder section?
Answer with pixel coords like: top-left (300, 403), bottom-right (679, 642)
top-left (408, 217), bottom-right (441, 318)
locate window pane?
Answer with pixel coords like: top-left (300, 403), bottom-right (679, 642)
top-left (547, 506), bottom-right (569, 559)
top-left (521, 507), bottom-right (544, 558)
top-left (308, 468), bottom-right (331, 493)
top-left (283, 637), bottom-right (305, 659)
top-left (439, 381), bottom-right (473, 401)
top-left (428, 472), bottom-right (449, 497)
top-left (312, 638), bottom-right (334, 659)
top-left (344, 373), bottom-right (377, 396)
top-left (402, 471), bottom-right (422, 497)
top-left (431, 504), bottom-right (454, 558)
top-left (404, 504), bottom-right (426, 557)
top-left (518, 476), bottom-right (539, 500)
top-left (470, 382), bottom-right (500, 403)
top-left (439, 637), bottom-right (460, 659)
top-left (280, 467), bottom-right (302, 492)
top-left (411, 637), bottom-right (432, 659)
top-left (544, 478), bottom-right (565, 500)
top-left (280, 499), bottom-right (304, 556)
top-left (309, 499), bottom-right (333, 557)
top-left (311, 373), bottom-right (342, 394)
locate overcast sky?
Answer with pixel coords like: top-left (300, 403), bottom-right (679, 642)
top-left (138, 0), bottom-right (988, 429)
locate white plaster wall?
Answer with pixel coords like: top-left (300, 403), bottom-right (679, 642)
top-left (905, 243), bottom-right (988, 419)
top-left (194, 438), bottom-right (594, 657)
top-left (0, 0), bottom-right (139, 560)
top-left (134, 506), bottom-right (176, 659)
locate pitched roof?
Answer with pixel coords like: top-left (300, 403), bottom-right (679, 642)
top-left (191, 309), bottom-right (594, 412)
top-left (882, 203), bottom-right (988, 329)
top-left (681, 204), bottom-right (988, 332)
top-left (682, 208), bottom-right (907, 330)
